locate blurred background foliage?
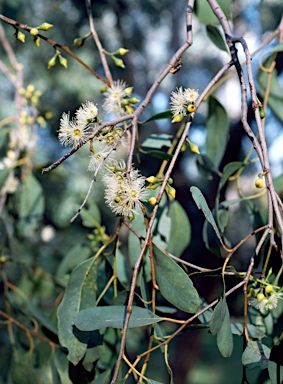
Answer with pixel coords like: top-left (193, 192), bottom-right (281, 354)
top-left (1, 0), bottom-right (283, 383)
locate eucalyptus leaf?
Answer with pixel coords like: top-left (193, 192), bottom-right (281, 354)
top-left (190, 186), bottom-right (222, 241)
top-left (205, 95), bottom-right (229, 170)
top-left (206, 25), bottom-right (229, 53)
top-left (210, 297), bottom-right (233, 357)
top-left (57, 257), bottom-right (98, 365)
top-left (141, 149), bottom-right (173, 160)
top-left (75, 305), bottom-right (162, 331)
top-left (242, 341), bottom-right (270, 370)
top-left (18, 173), bottom-right (45, 237)
top-left (153, 244), bottom-right (200, 313)
top-left (141, 133), bottom-right (173, 149)
top-left (80, 200), bottom-right (101, 228)
top-left (141, 110), bottom-right (173, 124)
top-left (195, 0), bottom-right (232, 25)
top-left (268, 361), bottom-right (283, 384)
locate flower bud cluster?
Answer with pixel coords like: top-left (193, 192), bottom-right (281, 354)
top-left (170, 86), bottom-right (199, 122)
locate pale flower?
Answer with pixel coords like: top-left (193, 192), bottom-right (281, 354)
top-left (103, 161), bottom-right (148, 218)
top-left (41, 225), bottom-right (55, 242)
top-left (258, 292), bottom-right (282, 312)
top-left (87, 142), bottom-right (114, 172)
top-left (2, 173), bottom-right (19, 194)
top-left (75, 101), bottom-right (98, 126)
top-left (58, 112), bottom-right (91, 147)
top-left (170, 86), bottom-right (199, 117)
top-left (102, 80), bottom-right (128, 116)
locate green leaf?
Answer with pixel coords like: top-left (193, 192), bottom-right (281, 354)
top-left (141, 149), bottom-right (173, 160)
top-left (75, 305), bottom-right (162, 331)
top-left (210, 297), bottom-right (233, 357)
top-left (56, 244), bottom-right (91, 279)
top-left (53, 350), bottom-right (73, 384)
top-left (80, 200), bottom-right (101, 228)
top-left (273, 173), bottom-right (283, 195)
top-left (0, 168), bottom-right (9, 190)
top-left (231, 323), bottom-right (266, 340)
top-left (242, 341), bottom-right (270, 369)
top-left (218, 162), bottom-right (243, 191)
top-left (258, 53), bottom-right (283, 124)
top-left (141, 133), bottom-right (173, 148)
top-left (190, 186), bottom-right (222, 241)
top-left (57, 257), bottom-right (97, 365)
top-left (195, 0), bottom-right (232, 25)
top-left (10, 352), bottom-right (38, 384)
top-left (153, 244), bottom-right (200, 313)
top-left (206, 25), bottom-right (229, 53)
top-left (205, 95), bottom-right (229, 170)
top-left (268, 361), bottom-right (283, 384)
top-left (141, 110), bottom-right (173, 124)
top-left (167, 200), bottom-right (191, 257)
top-left (18, 173), bottom-right (45, 236)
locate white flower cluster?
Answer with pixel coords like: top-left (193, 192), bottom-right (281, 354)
top-left (170, 86), bottom-right (199, 117)
top-left (58, 101), bottom-right (98, 147)
top-left (102, 80), bottom-right (139, 117)
top-left (103, 160), bottom-right (148, 219)
top-left (57, 94), bottom-right (147, 218)
top-left (258, 292), bottom-right (282, 312)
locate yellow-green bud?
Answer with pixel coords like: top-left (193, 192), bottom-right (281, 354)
top-left (189, 141), bottom-right (200, 154)
top-left (257, 293), bottom-right (265, 302)
top-left (128, 97), bottom-right (140, 104)
top-left (100, 85), bottom-right (108, 93)
top-left (36, 116), bottom-right (47, 127)
top-left (15, 30), bottom-right (25, 43)
top-left (172, 114), bottom-right (184, 123)
top-left (38, 22), bottom-right (53, 31)
top-left (0, 256), bottom-right (7, 264)
top-left (74, 37), bottom-right (84, 47)
top-left (168, 186), bottom-right (176, 199)
top-left (187, 104), bottom-right (196, 113)
top-left (45, 111), bottom-right (53, 119)
top-left (265, 284), bottom-right (273, 294)
top-left (30, 28), bottom-right (39, 36)
top-left (114, 196), bottom-right (121, 203)
top-left (125, 105), bottom-right (134, 114)
top-left (27, 84), bottom-right (35, 93)
top-left (59, 55), bottom-right (68, 68)
top-left (146, 176), bottom-right (157, 184)
top-left (112, 56), bottom-right (125, 68)
top-left (47, 55), bottom-right (57, 69)
top-left (168, 178), bottom-right (173, 185)
top-left (116, 48), bottom-right (129, 55)
top-left (148, 197), bottom-right (157, 205)
top-left (121, 99), bottom-right (129, 106)
top-left (125, 87), bottom-right (133, 95)
top-left (146, 184), bottom-right (160, 190)
top-left (255, 178), bottom-right (264, 189)
top-left (259, 109), bottom-right (266, 119)
top-left (34, 36), bottom-right (40, 47)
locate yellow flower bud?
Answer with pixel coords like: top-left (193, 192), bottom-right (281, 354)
top-left (38, 22), bottom-right (53, 31)
top-left (125, 105), bottom-right (134, 114)
top-left (116, 48), bottom-right (129, 55)
top-left (15, 30), bottom-right (25, 43)
top-left (255, 178), bottom-right (264, 189)
top-left (27, 84), bottom-right (35, 93)
top-left (26, 117), bottom-right (35, 125)
top-left (47, 55), bottom-right (57, 69)
top-left (128, 97), bottom-right (140, 104)
top-left (30, 28), bottom-right (39, 36)
top-left (100, 85), bottom-right (108, 93)
top-left (114, 196), bottom-right (121, 203)
top-left (45, 111), bottom-right (53, 120)
top-left (187, 104), bottom-right (196, 113)
top-left (265, 285), bottom-right (273, 294)
top-left (257, 293), bottom-right (265, 302)
top-left (74, 37), bottom-right (84, 47)
top-left (172, 114), bottom-right (184, 123)
top-left (19, 88), bottom-right (26, 96)
top-left (148, 197), bottom-right (157, 205)
top-left (34, 36), bottom-right (40, 47)
top-left (146, 176), bottom-right (157, 184)
top-left (36, 116), bottom-right (47, 127)
top-left (188, 141), bottom-right (200, 154)
top-left (125, 87), bottom-right (133, 95)
top-left (168, 186), bottom-right (176, 199)
top-left (59, 55), bottom-right (68, 68)
top-left (112, 56), bottom-right (125, 68)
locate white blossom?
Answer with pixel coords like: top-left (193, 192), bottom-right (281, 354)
top-left (102, 80), bottom-right (128, 116)
top-left (170, 86), bottom-right (199, 117)
top-left (103, 161), bottom-right (148, 218)
top-left (75, 101), bottom-right (98, 127)
top-left (87, 141), bottom-right (114, 172)
top-left (58, 112), bottom-right (91, 147)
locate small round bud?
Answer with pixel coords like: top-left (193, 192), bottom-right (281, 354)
top-left (0, 256), bottom-right (7, 265)
top-left (74, 37), bottom-right (84, 47)
top-left (30, 28), bottom-right (39, 36)
top-left (168, 178), bottom-right (173, 185)
top-left (257, 293), bottom-right (265, 302)
top-left (255, 178), bottom-right (264, 189)
top-left (100, 85), bottom-right (108, 93)
top-left (114, 196), bottom-right (121, 203)
top-left (128, 97), bottom-right (140, 104)
top-left (27, 84), bottom-right (35, 93)
top-left (34, 36), bottom-right (40, 47)
top-left (16, 30), bottom-right (25, 43)
top-left (125, 105), bottom-right (134, 114)
top-left (187, 104), bottom-right (196, 113)
top-left (125, 87), bottom-right (133, 95)
top-left (45, 111), bottom-right (53, 120)
top-left (148, 197), bottom-right (157, 205)
top-left (265, 284), bottom-right (273, 294)
top-left (259, 109), bottom-right (266, 119)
